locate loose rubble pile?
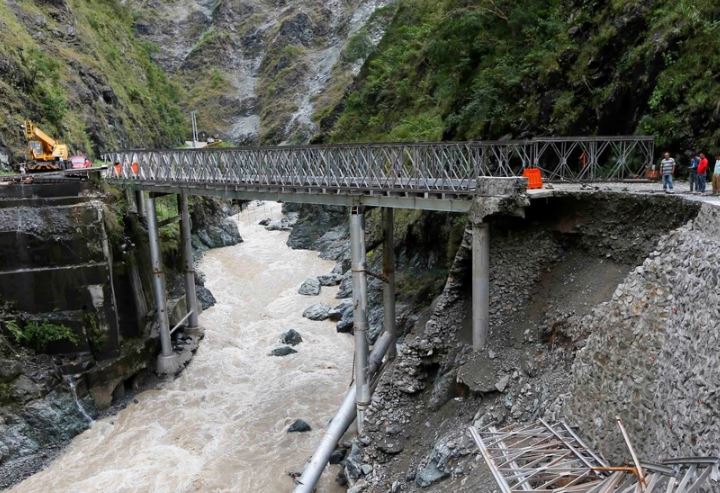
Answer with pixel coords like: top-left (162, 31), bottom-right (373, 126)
top-left (562, 204), bottom-right (720, 462)
top-left (282, 192), bottom-right (714, 493)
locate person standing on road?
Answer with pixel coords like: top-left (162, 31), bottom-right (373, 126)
top-left (713, 155), bottom-right (720, 195)
top-left (689, 153), bottom-right (700, 192)
top-left (697, 153), bottom-right (709, 194)
top-left (660, 152), bottom-right (676, 192)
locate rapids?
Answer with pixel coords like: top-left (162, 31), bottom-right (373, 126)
top-left (10, 201), bottom-right (352, 493)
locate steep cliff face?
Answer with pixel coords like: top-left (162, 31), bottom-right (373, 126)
top-left (0, 0), bottom-right (183, 166)
top-left (322, 0), bottom-right (720, 153)
top-left (129, 0), bottom-right (394, 144)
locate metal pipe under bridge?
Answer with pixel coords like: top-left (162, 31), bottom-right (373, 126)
top-left (102, 136), bottom-right (655, 492)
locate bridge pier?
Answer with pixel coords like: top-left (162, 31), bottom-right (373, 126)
top-left (472, 221), bottom-right (490, 351)
top-left (382, 208), bottom-right (397, 359)
top-left (145, 193), bottom-right (180, 375)
top-left (179, 192), bottom-right (202, 337)
top-left (349, 205), bottom-right (370, 434)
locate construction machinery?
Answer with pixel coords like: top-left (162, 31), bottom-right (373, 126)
top-left (23, 120), bottom-right (69, 172)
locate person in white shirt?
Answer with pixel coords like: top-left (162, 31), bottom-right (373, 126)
top-left (713, 156), bottom-right (720, 195)
top-left (659, 152), bottom-right (676, 192)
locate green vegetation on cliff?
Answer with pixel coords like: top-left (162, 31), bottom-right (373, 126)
top-left (327, 0), bottom-right (720, 152)
top-left (5, 319), bottom-right (78, 352)
top-left (0, 0), bottom-right (183, 162)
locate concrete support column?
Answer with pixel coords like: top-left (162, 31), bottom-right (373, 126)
top-left (350, 205), bottom-right (370, 434)
top-left (472, 221), bottom-right (490, 351)
top-left (179, 192), bottom-right (202, 336)
top-left (382, 208), bottom-right (397, 359)
top-left (145, 193), bottom-right (178, 374)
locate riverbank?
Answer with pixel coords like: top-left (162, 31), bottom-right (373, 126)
top-left (8, 201), bottom-right (353, 493)
top-left (0, 185), bottom-right (242, 491)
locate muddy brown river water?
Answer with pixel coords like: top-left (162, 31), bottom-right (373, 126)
top-left (11, 201), bottom-right (352, 493)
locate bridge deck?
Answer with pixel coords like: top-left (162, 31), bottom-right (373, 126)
top-left (104, 137), bottom-right (655, 211)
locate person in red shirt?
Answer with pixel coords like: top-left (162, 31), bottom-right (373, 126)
top-left (697, 153), bottom-right (709, 193)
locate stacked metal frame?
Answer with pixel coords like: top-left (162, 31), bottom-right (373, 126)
top-left (469, 420), bottom-right (719, 493)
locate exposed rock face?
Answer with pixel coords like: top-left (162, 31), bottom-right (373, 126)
top-left (191, 198), bottom-right (243, 250)
top-left (287, 205), bottom-right (348, 251)
top-left (0, 0), bottom-right (183, 163)
top-left (564, 204), bottom-right (720, 462)
top-left (129, 0), bottom-right (395, 144)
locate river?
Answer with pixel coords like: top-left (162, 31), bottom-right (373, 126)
top-left (11, 201), bottom-right (353, 493)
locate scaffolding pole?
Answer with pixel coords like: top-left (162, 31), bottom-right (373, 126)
top-left (350, 206), bottom-right (370, 434)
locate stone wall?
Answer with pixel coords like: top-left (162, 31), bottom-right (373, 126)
top-left (565, 203), bottom-right (720, 461)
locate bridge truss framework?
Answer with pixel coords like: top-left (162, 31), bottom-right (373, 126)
top-left (105, 136), bottom-right (654, 212)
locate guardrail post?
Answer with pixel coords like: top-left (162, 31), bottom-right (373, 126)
top-left (472, 221), bottom-right (490, 351)
top-left (145, 193), bottom-right (179, 374)
top-left (382, 208), bottom-right (397, 359)
top-left (350, 205), bottom-right (370, 434)
top-left (179, 191), bottom-right (202, 336)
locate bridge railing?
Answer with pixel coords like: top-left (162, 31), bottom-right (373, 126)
top-left (104, 137), bottom-right (654, 194)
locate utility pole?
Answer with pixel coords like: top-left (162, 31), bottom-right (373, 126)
top-left (190, 111), bottom-right (199, 149)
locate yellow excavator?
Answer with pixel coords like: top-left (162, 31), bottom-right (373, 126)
top-left (23, 120), bottom-right (69, 172)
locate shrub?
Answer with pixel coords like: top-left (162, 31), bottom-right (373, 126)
top-left (5, 319), bottom-right (79, 352)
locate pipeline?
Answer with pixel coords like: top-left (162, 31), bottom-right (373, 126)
top-left (293, 331), bottom-right (394, 493)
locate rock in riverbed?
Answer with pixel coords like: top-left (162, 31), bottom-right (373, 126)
top-left (288, 419), bottom-right (312, 433)
top-left (318, 273), bottom-right (343, 286)
top-left (298, 278), bottom-right (321, 296)
top-left (280, 329), bottom-right (303, 346)
top-left (303, 303), bottom-right (331, 321)
top-left (328, 301), bottom-right (352, 322)
top-left (336, 302), bottom-right (354, 333)
top-left (269, 346), bottom-right (297, 357)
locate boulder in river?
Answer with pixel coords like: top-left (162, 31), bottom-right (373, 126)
top-left (317, 273), bottom-right (343, 287)
top-left (298, 277), bottom-right (321, 295)
top-left (265, 218), bottom-right (294, 231)
top-left (288, 419), bottom-right (312, 432)
top-left (302, 303), bottom-right (331, 321)
top-left (269, 346), bottom-right (297, 357)
top-left (280, 329), bottom-right (303, 346)
top-left (196, 285), bottom-right (216, 310)
top-left (336, 303), bottom-right (354, 333)
top-left (328, 301), bottom-right (351, 322)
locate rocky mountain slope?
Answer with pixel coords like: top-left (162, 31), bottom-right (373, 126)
top-left (0, 0), bottom-right (184, 166)
top-left (130, 0), bottom-right (395, 144)
top-left (321, 0), bottom-right (720, 153)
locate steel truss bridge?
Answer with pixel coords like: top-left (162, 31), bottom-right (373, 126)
top-left (104, 136), bottom-right (666, 493)
top-left (104, 136), bottom-right (654, 212)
